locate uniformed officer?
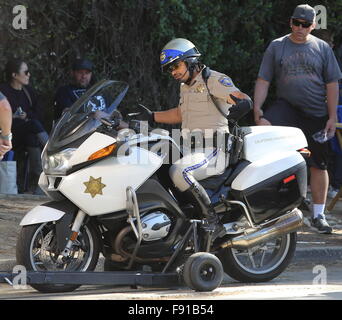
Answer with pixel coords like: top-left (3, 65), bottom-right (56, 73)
top-left (139, 38), bottom-right (252, 240)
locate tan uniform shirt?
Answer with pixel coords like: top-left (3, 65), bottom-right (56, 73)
top-left (179, 68), bottom-right (240, 137)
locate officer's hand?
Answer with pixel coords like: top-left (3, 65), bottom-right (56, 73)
top-left (325, 118), bottom-right (336, 138)
top-left (229, 94), bottom-right (252, 109)
top-left (229, 94), bottom-right (242, 105)
top-left (228, 94), bottom-right (253, 121)
top-left (135, 104), bottom-right (154, 126)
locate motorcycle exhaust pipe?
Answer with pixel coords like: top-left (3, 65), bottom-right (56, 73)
top-left (221, 208), bottom-right (303, 250)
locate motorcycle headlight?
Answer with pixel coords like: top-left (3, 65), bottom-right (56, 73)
top-left (42, 148), bottom-right (76, 175)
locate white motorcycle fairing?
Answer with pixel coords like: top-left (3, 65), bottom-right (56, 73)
top-left (20, 205), bottom-right (65, 226)
top-left (68, 132), bottom-right (117, 167)
top-left (58, 145), bottom-right (163, 216)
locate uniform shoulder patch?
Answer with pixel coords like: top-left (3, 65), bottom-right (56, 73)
top-left (218, 76), bottom-right (233, 87)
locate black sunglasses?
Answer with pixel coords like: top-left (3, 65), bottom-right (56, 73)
top-left (19, 70), bottom-right (30, 76)
top-left (292, 18), bottom-right (312, 28)
top-left (167, 61), bottom-right (182, 73)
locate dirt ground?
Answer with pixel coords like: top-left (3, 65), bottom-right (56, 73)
top-left (0, 195), bottom-right (341, 262)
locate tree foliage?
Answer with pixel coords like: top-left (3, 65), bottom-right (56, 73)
top-left (0, 0), bottom-right (341, 130)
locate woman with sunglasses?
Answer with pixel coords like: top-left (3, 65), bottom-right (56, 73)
top-left (253, 4), bottom-right (342, 234)
top-left (0, 58), bottom-right (48, 194)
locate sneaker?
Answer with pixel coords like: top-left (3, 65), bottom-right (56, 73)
top-left (327, 186), bottom-right (339, 199)
top-left (310, 215), bottom-right (333, 234)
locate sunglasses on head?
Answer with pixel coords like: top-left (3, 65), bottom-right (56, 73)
top-left (292, 18), bottom-right (312, 28)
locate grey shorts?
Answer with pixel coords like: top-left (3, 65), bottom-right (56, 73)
top-left (264, 99), bottom-right (329, 170)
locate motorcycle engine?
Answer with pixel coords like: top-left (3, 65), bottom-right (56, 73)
top-left (140, 211), bottom-right (172, 242)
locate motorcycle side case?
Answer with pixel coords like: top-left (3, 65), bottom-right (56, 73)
top-left (241, 125), bottom-right (308, 162)
top-left (231, 151), bottom-right (307, 224)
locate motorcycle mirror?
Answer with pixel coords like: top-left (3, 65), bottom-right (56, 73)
top-left (100, 117), bottom-right (120, 129)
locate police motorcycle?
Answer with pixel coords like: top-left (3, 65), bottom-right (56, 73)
top-left (15, 79), bottom-right (308, 293)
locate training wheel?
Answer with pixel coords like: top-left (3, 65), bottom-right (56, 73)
top-left (183, 252), bottom-right (223, 291)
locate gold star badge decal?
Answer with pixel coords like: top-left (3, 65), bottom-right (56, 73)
top-left (83, 176), bottom-right (106, 198)
top-left (195, 84), bottom-right (205, 93)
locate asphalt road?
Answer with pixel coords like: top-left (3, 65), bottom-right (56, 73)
top-left (1, 261), bottom-right (341, 300)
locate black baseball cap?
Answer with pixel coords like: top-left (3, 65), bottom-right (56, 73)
top-left (292, 4), bottom-right (316, 23)
top-left (72, 58), bottom-right (93, 71)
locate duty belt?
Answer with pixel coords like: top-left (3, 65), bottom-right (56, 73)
top-left (180, 132), bottom-right (229, 150)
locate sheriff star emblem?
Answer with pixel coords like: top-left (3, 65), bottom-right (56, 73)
top-left (83, 176), bottom-right (106, 198)
top-left (195, 84), bottom-right (205, 93)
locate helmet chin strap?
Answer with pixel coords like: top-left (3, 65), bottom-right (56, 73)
top-left (177, 69), bottom-right (189, 83)
top-left (174, 59), bottom-right (199, 84)
top-left (184, 63), bottom-right (196, 85)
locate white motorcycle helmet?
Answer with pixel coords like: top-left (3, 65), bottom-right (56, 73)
top-left (160, 38), bottom-right (201, 73)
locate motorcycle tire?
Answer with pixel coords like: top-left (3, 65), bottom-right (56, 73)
top-left (217, 232), bottom-right (297, 283)
top-left (16, 221), bottom-right (100, 293)
top-left (182, 252), bottom-right (223, 292)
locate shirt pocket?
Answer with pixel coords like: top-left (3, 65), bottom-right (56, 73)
top-left (188, 92), bottom-right (210, 114)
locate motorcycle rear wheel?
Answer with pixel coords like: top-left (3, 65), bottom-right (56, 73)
top-left (16, 221), bottom-right (100, 293)
top-left (218, 232), bottom-right (297, 283)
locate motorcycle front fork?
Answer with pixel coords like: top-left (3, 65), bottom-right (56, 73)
top-left (61, 210), bottom-right (86, 258)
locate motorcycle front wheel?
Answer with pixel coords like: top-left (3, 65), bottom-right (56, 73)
top-left (217, 232), bottom-right (297, 283)
top-left (16, 221), bottom-right (100, 293)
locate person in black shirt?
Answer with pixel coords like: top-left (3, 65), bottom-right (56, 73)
top-left (54, 58), bottom-right (102, 120)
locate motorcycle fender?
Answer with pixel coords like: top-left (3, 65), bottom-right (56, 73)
top-left (20, 202), bottom-right (77, 253)
top-left (20, 205), bottom-right (66, 226)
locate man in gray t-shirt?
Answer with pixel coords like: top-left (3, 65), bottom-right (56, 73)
top-left (253, 4), bottom-right (342, 234)
top-left (258, 34), bottom-right (341, 118)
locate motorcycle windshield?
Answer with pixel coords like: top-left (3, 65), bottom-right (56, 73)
top-left (47, 80), bottom-right (128, 153)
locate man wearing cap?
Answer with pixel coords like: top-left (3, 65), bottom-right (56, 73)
top-left (253, 4), bottom-right (342, 234)
top-left (54, 58), bottom-right (103, 119)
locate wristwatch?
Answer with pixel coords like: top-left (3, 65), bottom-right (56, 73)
top-left (0, 133), bottom-right (13, 141)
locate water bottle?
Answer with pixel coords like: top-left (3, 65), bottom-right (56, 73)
top-left (312, 129), bottom-right (334, 144)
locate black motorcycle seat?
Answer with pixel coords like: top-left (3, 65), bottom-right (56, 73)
top-left (199, 160), bottom-right (250, 192)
